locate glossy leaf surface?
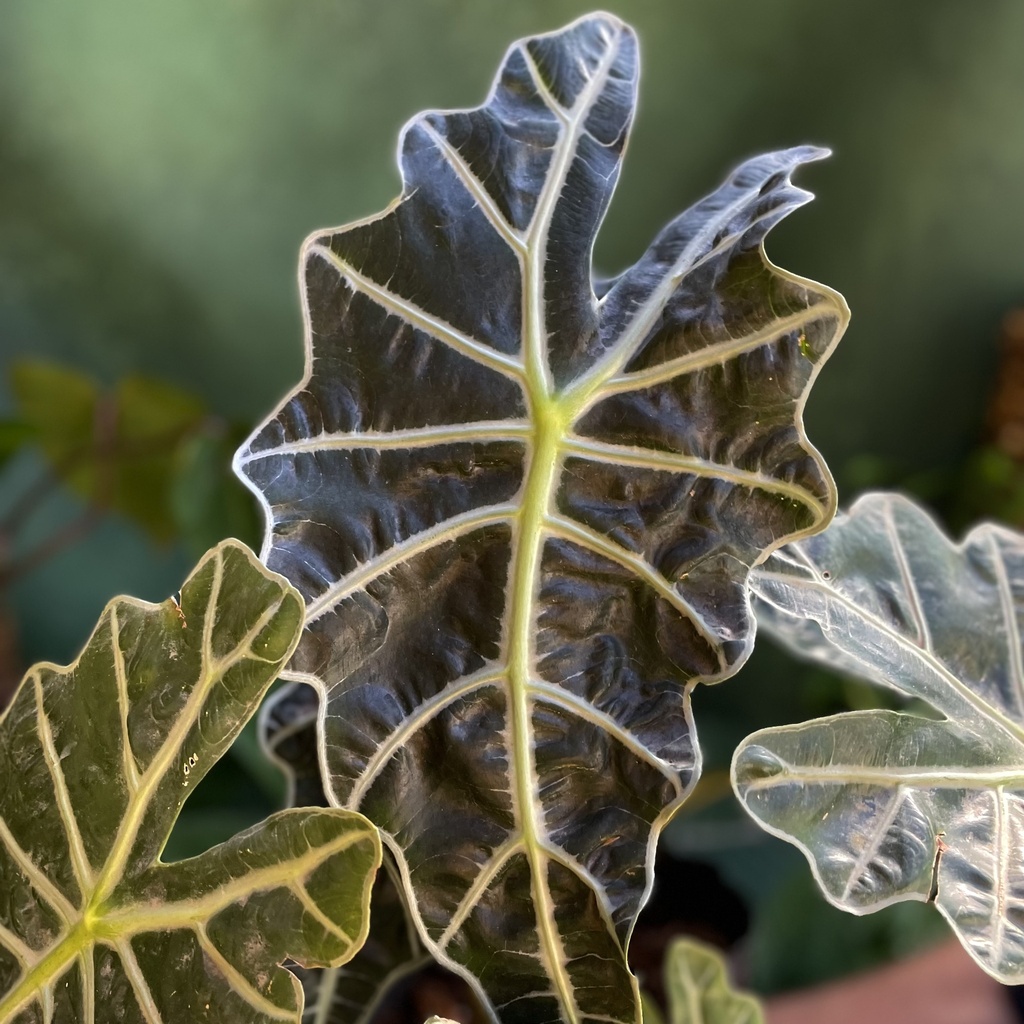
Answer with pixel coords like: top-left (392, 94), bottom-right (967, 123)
top-left (237, 13), bottom-right (846, 1022)
top-left (657, 939), bottom-right (762, 1024)
top-left (0, 541), bottom-right (381, 1022)
top-left (261, 683), bottom-right (429, 1024)
top-left (734, 492), bottom-right (1024, 982)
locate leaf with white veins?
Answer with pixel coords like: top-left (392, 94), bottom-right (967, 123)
top-left (733, 492), bottom-right (1024, 983)
top-left (260, 682), bottom-right (429, 1024)
top-left (236, 12), bottom-right (846, 1023)
top-left (0, 541), bottom-right (380, 1023)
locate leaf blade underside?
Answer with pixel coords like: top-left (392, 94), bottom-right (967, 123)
top-left (733, 492), bottom-right (1024, 983)
top-left (236, 13), bottom-right (847, 1023)
top-left (0, 542), bottom-right (381, 1023)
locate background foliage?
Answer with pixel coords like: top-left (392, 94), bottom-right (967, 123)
top-left (1, 0), bottom-right (1022, 999)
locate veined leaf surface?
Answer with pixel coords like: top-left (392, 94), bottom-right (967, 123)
top-left (0, 541), bottom-right (381, 1023)
top-left (654, 939), bottom-right (762, 1024)
top-left (260, 683), bottom-right (429, 1024)
top-left (733, 492), bottom-right (1024, 983)
top-left (236, 13), bottom-right (846, 1023)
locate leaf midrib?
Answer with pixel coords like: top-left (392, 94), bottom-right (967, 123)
top-left (506, 405), bottom-right (576, 1019)
top-left (93, 560), bottom-right (289, 907)
top-left (0, 823), bottom-right (368, 1021)
top-left (505, 23), bottom-right (634, 1022)
top-left (742, 761), bottom-right (1024, 792)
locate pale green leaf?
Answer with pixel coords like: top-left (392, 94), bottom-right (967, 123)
top-left (733, 492), bottom-right (1024, 983)
top-left (0, 540), bottom-right (381, 1022)
top-left (660, 939), bottom-right (762, 1024)
top-left (236, 11), bottom-right (845, 1022)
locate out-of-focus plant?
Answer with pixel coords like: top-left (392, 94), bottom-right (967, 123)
top-left (0, 358), bottom-right (258, 593)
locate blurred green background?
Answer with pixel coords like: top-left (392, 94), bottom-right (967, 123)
top-left (1, 0), bottom-right (1022, 997)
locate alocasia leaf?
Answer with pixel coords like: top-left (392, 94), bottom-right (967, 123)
top-left (260, 683), bottom-right (429, 1024)
top-left (649, 939), bottom-right (762, 1024)
top-left (732, 492), bottom-right (1024, 982)
top-left (0, 540), bottom-right (381, 1022)
top-left (235, 13), bottom-right (847, 1022)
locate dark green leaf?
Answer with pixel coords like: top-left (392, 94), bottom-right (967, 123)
top-left (237, 14), bottom-right (846, 1022)
top-left (0, 419), bottom-right (35, 472)
top-left (0, 541), bottom-right (380, 1022)
top-left (111, 375), bottom-right (206, 541)
top-left (172, 430), bottom-right (261, 558)
top-left (9, 359), bottom-right (211, 541)
top-left (10, 359), bottom-right (98, 494)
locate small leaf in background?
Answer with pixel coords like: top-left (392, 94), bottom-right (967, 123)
top-left (111, 374), bottom-right (206, 541)
top-left (658, 938), bottom-right (762, 1024)
top-left (9, 360), bottom-right (99, 495)
top-left (236, 13), bottom-right (847, 1021)
top-left (5, 358), bottom-right (258, 560)
top-left (733, 492), bottom-right (1024, 983)
top-left (172, 427), bottom-right (261, 558)
top-left (260, 682), bottom-right (430, 1024)
top-left (0, 540), bottom-right (380, 1022)
top-left (0, 420), bottom-right (36, 473)
top-left (745, 865), bottom-right (948, 994)
top-left (8, 358), bottom-right (207, 540)
top-left (955, 447), bottom-right (1024, 532)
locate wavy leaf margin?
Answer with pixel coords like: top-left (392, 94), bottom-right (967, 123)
top-left (0, 541), bottom-right (381, 1023)
top-left (236, 12), bottom-right (848, 1023)
top-left (733, 492), bottom-right (1024, 982)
